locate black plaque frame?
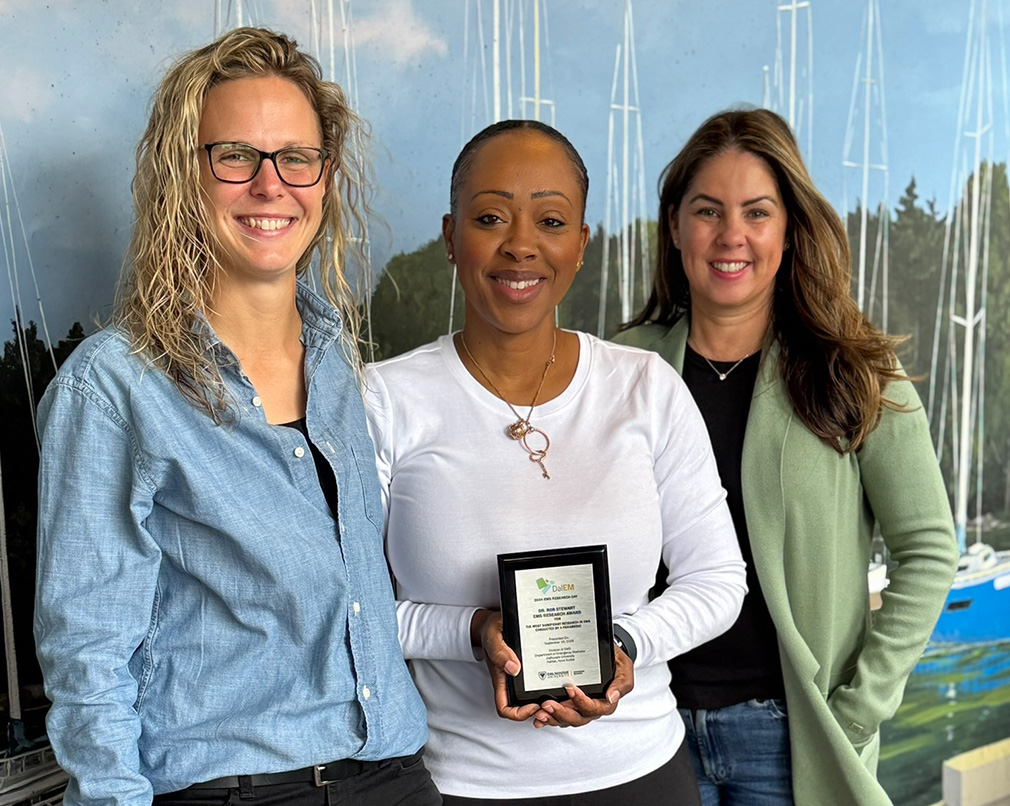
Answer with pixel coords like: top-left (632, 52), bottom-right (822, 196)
top-left (497, 544), bottom-right (615, 707)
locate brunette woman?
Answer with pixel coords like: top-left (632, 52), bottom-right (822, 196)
top-left (616, 108), bottom-right (958, 806)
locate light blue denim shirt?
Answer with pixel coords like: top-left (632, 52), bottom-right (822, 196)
top-left (34, 285), bottom-right (427, 805)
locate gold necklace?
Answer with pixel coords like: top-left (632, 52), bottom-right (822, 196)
top-left (699, 351), bottom-right (753, 381)
top-left (460, 330), bottom-right (557, 479)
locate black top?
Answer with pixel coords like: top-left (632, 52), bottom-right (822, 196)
top-left (666, 345), bottom-right (785, 709)
top-left (281, 417), bottom-right (339, 518)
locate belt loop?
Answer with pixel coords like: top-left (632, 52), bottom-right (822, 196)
top-left (238, 775), bottom-right (255, 800)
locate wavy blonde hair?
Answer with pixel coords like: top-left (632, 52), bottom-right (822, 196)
top-left (625, 108), bottom-right (904, 453)
top-left (115, 27), bottom-right (371, 420)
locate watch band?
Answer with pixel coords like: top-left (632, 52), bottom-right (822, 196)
top-left (612, 623), bottom-right (637, 663)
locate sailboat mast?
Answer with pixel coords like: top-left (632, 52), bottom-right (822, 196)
top-left (621, 2), bottom-right (631, 320)
top-left (493, 0), bottom-right (501, 122)
top-left (789, 0), bottom-right (798, 127)
top-left (857, 0), bottom-right (874, 312)
top-left (955, 0), bottom-right (989, 551)
top-left (0, 453), bottom-right (21, 723)
top-left (533, 0), bottom-right (540, 120)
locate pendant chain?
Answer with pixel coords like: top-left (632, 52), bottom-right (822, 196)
top-left (700, 351), bottom-right (752, 381)
top-left (460, 330), bottom-right (557, 479)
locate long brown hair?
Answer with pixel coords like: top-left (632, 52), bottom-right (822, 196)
top-left (626, 108), bottom-right (903, 453)
top-left (115, 27), bottom-right (371, 421)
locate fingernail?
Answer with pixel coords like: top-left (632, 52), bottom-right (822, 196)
top-left (565, 685), bottom-right (576, 697)
top-left (504, 660), bottom-right (520, 676)
top-left (608, 690), bottom-right (620, 704)
top-left (542, 703), bottom-right (554, 714)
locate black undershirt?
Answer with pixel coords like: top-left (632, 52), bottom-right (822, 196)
top-left (665, 345), bottom-right (785, 709)
top-left (281, 418), bottom-right (340, 518)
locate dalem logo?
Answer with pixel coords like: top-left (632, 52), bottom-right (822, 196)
top-left (536, 577), bottom-right (576, 594)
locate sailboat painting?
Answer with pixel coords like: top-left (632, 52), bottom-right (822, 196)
top-left (2, 2), bottom-right (1010, 805)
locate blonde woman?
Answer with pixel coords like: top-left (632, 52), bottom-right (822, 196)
top-left (617, 108), bottom-right (958, 806)
top-left (34, 28), bottom-right (438, 806)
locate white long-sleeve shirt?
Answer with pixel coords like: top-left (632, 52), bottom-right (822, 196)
top-left (365, 332), bottom-right (746, 799)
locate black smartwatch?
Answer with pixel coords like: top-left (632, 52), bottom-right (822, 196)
top-left (612, 623), bottom-right (637, 663)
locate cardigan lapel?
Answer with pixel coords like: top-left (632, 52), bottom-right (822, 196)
top-left (741, 346), bottom-right (822, 682)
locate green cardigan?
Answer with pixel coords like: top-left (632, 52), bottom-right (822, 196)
top-left (615, 320), bottom-right (958, 806)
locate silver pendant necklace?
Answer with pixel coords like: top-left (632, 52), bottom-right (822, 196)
top-left (700, 352), bottom-right (752, 381)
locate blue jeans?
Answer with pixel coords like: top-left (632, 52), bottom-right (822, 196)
top-left (679, 699), bottom-right (794, 806)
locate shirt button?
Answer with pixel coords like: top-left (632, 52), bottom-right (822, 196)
top-left (294, 446), bottom-right (306, 458)
top-left (251, 395), bottom-right (262, 407)
top-left (362, 686), bottom-right (371, 700)
top-left (353, 602), bottom-right (361, 614)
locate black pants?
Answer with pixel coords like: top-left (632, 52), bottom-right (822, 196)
top-left (440, 740), bottom-right (700, 806)
top-left (153, 754), bottom-right (442, 806)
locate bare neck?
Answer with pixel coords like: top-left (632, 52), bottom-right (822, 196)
top-left (208, 275), bottom-right (302, 360)
top-left (207, 274), bottom-right (306, 424)
top-left (687, 302), bottom-right (771, 362)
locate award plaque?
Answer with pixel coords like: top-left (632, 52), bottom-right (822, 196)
top-left (497, 545), bottom-right (615, 706)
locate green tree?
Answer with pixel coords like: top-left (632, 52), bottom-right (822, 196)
top-left (1, 319), bottom-right (85, 701)
top-left (558, 220), bottom-right (656, 337)
top-left (976, 164), bottom-right (1010, 515)
top-left (368, 220), bottom-right (656, 360)
top-left (897, 163), bottom-right (1010, 519)
top-left (368, 237), bottom-right (463, 361)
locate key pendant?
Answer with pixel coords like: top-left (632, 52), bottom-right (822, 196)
top-left (530, 453), bottom-right (550, 479)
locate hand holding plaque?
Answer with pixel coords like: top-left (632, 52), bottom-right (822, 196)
top-left (497, 545), bottom-right (616, 708)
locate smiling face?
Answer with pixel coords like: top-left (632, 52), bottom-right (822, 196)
top-left (198, 75), bottom-right (327, 286)
top-left (443, 130), bottom-right (590, 341)
top-left (672, 147), bottom-right (788, 323)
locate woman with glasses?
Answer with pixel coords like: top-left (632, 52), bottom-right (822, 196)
top-left (34, 28), bottom-right (439, 806)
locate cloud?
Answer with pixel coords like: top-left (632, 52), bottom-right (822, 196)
top-left (351, 0), bottom-right (449, 66)
top-left (0, 66), bottom-right (54, 123)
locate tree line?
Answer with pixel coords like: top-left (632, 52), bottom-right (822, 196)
top-left (3, 166), bottom-right (1009, 696)
top-left (370, 169), bottom-right (1010, 519)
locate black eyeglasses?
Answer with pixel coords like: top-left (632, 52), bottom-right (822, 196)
top-left (203, 142), bottom-right (327, 187)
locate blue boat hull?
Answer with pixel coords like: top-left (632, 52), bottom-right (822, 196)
top-left (931, 567), bottom-right (1010, 644)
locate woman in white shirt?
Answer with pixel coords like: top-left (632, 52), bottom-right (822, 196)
top-left (365, 120), bottom-right (747, 805)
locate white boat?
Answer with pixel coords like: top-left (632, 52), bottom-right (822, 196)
top-left (0, 746), bottom-right (66, 806)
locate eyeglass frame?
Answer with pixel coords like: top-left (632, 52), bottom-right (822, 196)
top-left (202, 142), bottom-right (329, 188)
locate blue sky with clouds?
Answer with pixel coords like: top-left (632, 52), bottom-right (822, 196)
top-left (0, 0), bottom-right (997, 336)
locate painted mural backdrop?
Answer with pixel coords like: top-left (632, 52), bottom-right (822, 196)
top-left (1, 2), bottom-right (1008, 804)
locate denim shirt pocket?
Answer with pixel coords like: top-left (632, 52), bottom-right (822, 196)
top-left (348, 437), bottom-right (385, 535)
top-left (129, 584), bottom-right (163, 711)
